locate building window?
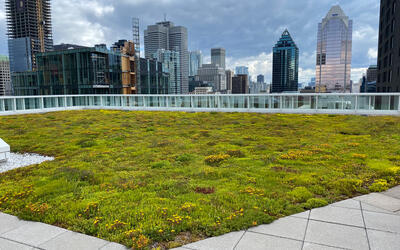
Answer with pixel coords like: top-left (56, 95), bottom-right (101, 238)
top-left (390, 36), bottom-right (394, 49)
top-left (383, 71), bottom-right (387, 82)
top-left (389, 70), bottom-right (392, 82)
top-left (389, 54), bottom-right (393, 66)
top-left (392, 19), bottom-right (396, 33)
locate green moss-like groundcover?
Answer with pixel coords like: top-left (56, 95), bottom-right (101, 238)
top-left (0, 110), bottom-right (400, 249)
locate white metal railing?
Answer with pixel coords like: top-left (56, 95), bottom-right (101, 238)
top-left (0, 94), bottom-right (400, 116)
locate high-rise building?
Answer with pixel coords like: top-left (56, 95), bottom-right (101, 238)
top-left (211, 48), bottom-right (226, 69)
top-left (272, 29), bottom-right (299, 93)
top-left (225, 70), bottom-right (234, 92)
top-left (144, 21), bottom-right (188, 94)
top-left (0, 56), bottom-right (11, 96)
top-left (377, 0), bottom-right (400, 92)
top-left (257, 74), bottom-right (265, 83)
top-left (138, 58), bottom-right (169, 94)
top-left (6, 0), bottom-right (53, 72)
top-left (316, 5), bottom-right (353, 93)
top-left (153, 49), bottom-right (181, 94)
top-left (197, 64), bottom-right (226, 92)
top-left (232, 74), bottom-right (249, 94)
top-left (189, 51), bottom-right (203, 76)
top-left (12, 45), bottom-right (123, 96)
top-left (366, 65), bottom-right (378, 83)
top-left (235, 66), bottom-right (249, 75)
top-left (112, 40), bottom-right (137, 94)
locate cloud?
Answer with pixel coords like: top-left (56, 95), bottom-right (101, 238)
top-left (368, 48), bottom-right (378, 60)
top-left (52, 0), bottom-right (114, 46)
top-left (227, 52), bottom-right (273, 82)
top-left (351, 67), bottom-right (368, 83)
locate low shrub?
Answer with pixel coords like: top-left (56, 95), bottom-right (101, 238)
top-left (227, 149), bottom-right (245, 158)
top-left (204, 154), bottom-right (230, 166)
top-left (304, 198), bottom-right (328, 209)
top-left (288, 187), bottom-right (313, 203)
top-left (369, 179), bottom-right (389, 192)
top-left (151, 160), bottom-right (171, 169)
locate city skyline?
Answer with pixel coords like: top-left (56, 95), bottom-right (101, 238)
top-left (0, 0), bottom-right (379, 84)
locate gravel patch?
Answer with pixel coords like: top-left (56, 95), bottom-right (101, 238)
top-left (0, 153), bottom-right (54, 173)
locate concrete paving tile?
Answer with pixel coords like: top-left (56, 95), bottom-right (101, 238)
top-left (0, 238), bottom-right (35, 250)
top-left (39, 231), bottom-right (109, 250)
top-left (235, 231), bottom-right (302, 250)
top-left (305, 220), bottom-right (369, 250)
top-left (309, 206), bottom-right (364, 227)
top-left (354, 193), bottom-right (400, 212)
top-left (0, 213), bottom-right (27, 235)
top-left (248, 216), bottom-right (308, 240)
top-left (290, 210), bottom-right (310, 219)
top-left (184, 230), bottom-right (245, 250)
top-left (2, 221), bottom-right (67, 247)
top-left (99, 242), bottom-right (130, 250)
top-left (363, 211), bottom-right (400, 233)
top-left (368, 229), bottom-right (400, 250)
top-left (330, 199), bottom-right (361, 210)
top-left (383, 186), bottom-right (400, 199)
top-left (361, 202), bottom-right (396, 214)
top-left (302, 242), bottom-right (343, 250)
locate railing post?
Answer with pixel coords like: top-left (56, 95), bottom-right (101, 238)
top-left (13, 98), bottom-right (17, 112)
top-left (0, 99), bottom-right (4, 112)
top-left (166, 96), bottom-right (169, 108)
top-left (190, 96), bottom-right (194, 108)
top-left (40, 97), bottom-right (44, 109)
top-left (398, 95), bottom-right (400, 111)
top-left (21, 98), bottom-right (25, 111)
top-left (315, 95), bottom-right (318, 110)
top-left (217, 95), bottom-right (221, 109)
top-left (355, 95), bottom-right (358, 111)
top-left (369, 96), bottom-right (372, 110)
top-left (247, 96), bottom-right (250, 109)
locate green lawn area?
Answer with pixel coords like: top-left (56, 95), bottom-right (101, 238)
top-left (0, 110), bottom-right (400, 249)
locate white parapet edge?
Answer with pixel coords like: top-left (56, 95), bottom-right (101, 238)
top-left (0, 138), bottom-right (10, 162)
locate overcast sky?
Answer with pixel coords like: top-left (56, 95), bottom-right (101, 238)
top-left (0, 0), bottom-right (380, 83)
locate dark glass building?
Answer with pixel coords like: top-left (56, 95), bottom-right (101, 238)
top-left (6, 0), bottom-right (53, 72)
top-left (138, 58), bottom-right (169, 94)
top-left (377, 0), bottom-right (400, 92)
top-left (13, 45), bottom-right (123, 95)
top-left (271, 30), bottom-right (299, 93)
top-left (232, 74), bottom-right (249, 94)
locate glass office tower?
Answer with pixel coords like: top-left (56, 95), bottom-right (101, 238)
top-left (316, 5), bottom-right (352, 93)
top-left (272, 29), bottom-right (299, 93)
top-left (189, 51), bottom-right (203, 77)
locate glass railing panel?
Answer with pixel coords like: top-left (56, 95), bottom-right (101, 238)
top-left (357, 96), bottom-right (370, 110)
top-left (4, 99), bottom-right (14, 111)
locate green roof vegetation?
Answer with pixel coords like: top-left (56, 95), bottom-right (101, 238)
top-left (0, 110), bottom-right (399, 249)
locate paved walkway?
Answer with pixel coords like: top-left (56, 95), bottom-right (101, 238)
top-left (1, 187), bottom-right (399, 250)
top-left (176, 186), bottom-right (400, 250)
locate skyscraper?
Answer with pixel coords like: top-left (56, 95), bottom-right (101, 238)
top-left (0, 56), bottom-right (11, 96)
top-left (377, 0), bottom-right (400, 92)
top-left (257, 74), bottom-right (265, 83)
top-left (316, 5), bottom-right (353, 93)
top-left (144, 21), bottom-right (189, 94)
top-left (6, 0), bottom-right (53, 72)
top-left (197, 64), bottom-right (226, 92)
top-left (232, 75), bottom-right (249, 94)
top-left (272, 29), bottom-right (299, 93)
top-left (153, 49), bottom-right (181, 94)
top-left (225, 70), bottom-right (234, 92)
top-left (235, 66), bottom-right (249, 75)
top-left (189, 51), bottom-right (203, 77)
top-left (211, 48), bottom-right (226, 69)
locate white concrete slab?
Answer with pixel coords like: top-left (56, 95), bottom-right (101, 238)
top-left (305, 220), bottom-right (369, 250)
top-left (0, 138), bottom-right (10, 162)
top-left (363, 211), bottom-right (400, 233)
top-left (355, 193), bottom-right (400, 212)
top-left (184, 230), bottom-right (245, 250)
top-left (0, 212), bottom-right (27, 235)
top-left (39, 231), bottom-right (109, 250)
top-left (2, 221), bottom-right (67, 247)
top-left (309, 206), bottom-right (364, 227)
top-left (248, 216), bottom-right (308, 240)
top-left (368, 229), bottom-right (400, 250)
top-left (235, 231), bottom-right (303, 250)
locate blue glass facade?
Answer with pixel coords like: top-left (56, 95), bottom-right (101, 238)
top-left (8, 38), bottom-right (33, 72)
top-left (272, 30), bottom-right (299, 93)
